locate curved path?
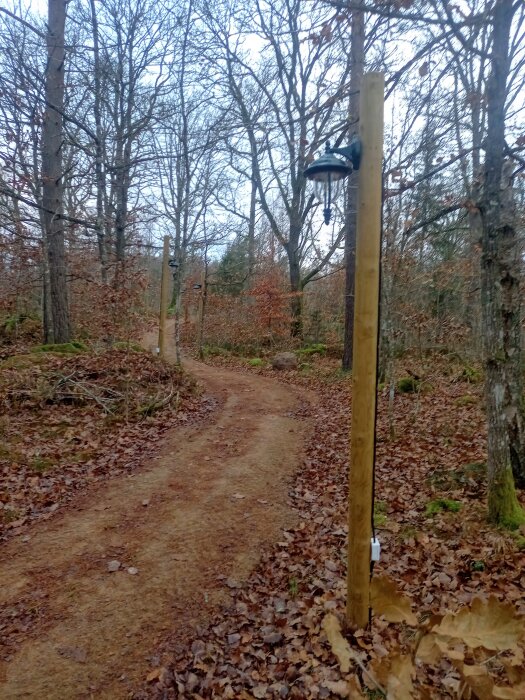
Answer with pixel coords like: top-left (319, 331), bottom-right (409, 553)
top-left (0, 343), bottom-right (310, 699)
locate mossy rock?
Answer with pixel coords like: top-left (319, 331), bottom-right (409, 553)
top-left (425, 498), bottom-right (462, 516)
top-left (1, 353), bottom-right (52, 370)
top-left (30, 341), bottom-right (87, 354)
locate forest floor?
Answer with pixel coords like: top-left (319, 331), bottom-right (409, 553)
top-left (1, 336), bottom-right (524, 699)
top-left (0, 334), bottom-right (311, 698)
top-left (137, 350), bottom-right (525, 700)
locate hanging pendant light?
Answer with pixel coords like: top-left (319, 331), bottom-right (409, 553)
top-left (304, 139), bottom-right (362, 225)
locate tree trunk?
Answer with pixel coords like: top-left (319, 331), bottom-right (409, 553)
top-left (480, 0), bottom-right (524, 526)
top-left (342, 9), bottom-right (365, 371)
top-left (289, 252), bottom-right (303, 338)
top-left (89, 0), bottom-right (108, 284)
top-left (41, 0), bottom-right (70, 343)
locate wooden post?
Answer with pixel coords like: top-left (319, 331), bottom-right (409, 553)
top-left (197, 269), bottom-right (206, 360)
top-left (158, 235), bottom-right (170, 358)
top-left (347, 72), bottom-right (384, 629)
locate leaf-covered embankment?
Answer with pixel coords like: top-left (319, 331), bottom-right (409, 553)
top-left (0, 346), bottom-right (213, 538)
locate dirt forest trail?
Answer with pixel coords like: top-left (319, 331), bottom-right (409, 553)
top-left (0, 333), bottom-right (312, 699)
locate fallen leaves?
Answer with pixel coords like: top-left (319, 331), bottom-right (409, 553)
top-left (0, 347), bottom-right (215, 540)
top-left (370, 575), bottom-right (418, 626)
top-left (323, 613), bottom-right (354, 673)
top-left (138, 356), bottom-right (525, 699)
top-left (434, 597), bottom-right (524, 651)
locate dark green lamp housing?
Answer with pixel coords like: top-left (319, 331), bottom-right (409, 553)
top-left (304, 139), bottom-right (362, 225)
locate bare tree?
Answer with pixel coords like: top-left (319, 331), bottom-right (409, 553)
top-left (41, 0), bottom-right (70, 342)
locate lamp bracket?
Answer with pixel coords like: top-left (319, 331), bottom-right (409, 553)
top-left (328, 138), bottom-right (362, 171)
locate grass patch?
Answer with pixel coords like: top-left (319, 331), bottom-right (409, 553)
top-left (30, 455), bottom-right (56, 473)
top-left (248, 358), bottom-right (264, 367)
top-left (458, 365), bottom-right (482, 383)
top-left (1, 507), bottom-right (22, 524)
top-left (425, 498), bottom-right (462, 516)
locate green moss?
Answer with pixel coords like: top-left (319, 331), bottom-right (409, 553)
top-left (425, 498), bottom-right (462, 516)
top-left (1, 353), bottom-right (50, 369)
top-left (488, 467), bottom-right (525, 530)
top-left (512, 535), bottom-right (525, 551)
top-left (397, 377), bottom-right (420, 393)
top-left (454, 395), bottom-right (478, 407)
top-left (30, 341), bottom-right (87, 354)
top-left (202, 345), bottom-right (230, 358)
top-left (374, 500), bottom-right (388, 527)
top-left (297, 343), bottom-right (327, 357)
top-left (112, 341), bottom-right (143, 352)
top-left (248, 358), bottom-right (264, 367)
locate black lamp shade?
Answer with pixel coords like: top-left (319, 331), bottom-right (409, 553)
top-left (304, 152), bottom-right (352, 182)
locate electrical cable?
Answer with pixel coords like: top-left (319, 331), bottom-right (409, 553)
top-left (368, 174), bottom-right (385, 624)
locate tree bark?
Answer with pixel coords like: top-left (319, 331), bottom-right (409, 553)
top-left (289, 252), bottom-right (303, 338)
top-left (89, 0), bottom-right (108, 284)
top-left (480, 0), bottom-right (524, 525)
top-left (342, 9), bottom-right (365, 370)
top-left (41, 0), bottom-right (70, 343)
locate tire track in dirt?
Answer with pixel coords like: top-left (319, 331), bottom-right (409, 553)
top-left (0, 340), bottom-right (311, 699)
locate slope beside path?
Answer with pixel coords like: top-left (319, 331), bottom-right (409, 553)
top-left (0, 339), bottom-right (311, 699)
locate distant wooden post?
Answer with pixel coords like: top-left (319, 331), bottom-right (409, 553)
top-left (197, 269), bottom-right (206, 360)
top-left (347, 72), bottom-right (384, 629)
top-left (158, 235), bottom-right (170, 358)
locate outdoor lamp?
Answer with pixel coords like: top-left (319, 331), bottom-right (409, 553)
top-left (304, 139), bottom-right (362, 225)
top-left (168, 259), bottom-right (179, 280)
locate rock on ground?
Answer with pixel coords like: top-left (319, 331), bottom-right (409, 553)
top-left (271, 352), bottom-right (297, 370)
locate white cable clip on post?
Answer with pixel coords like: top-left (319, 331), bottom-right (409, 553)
top-left (371, 537), bottom-right (381, 562)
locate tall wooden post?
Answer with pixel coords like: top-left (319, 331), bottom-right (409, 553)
top-left (347, 72), bottom-right (384, 628)
top-left (158, 235), bottom-right (170, 358)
